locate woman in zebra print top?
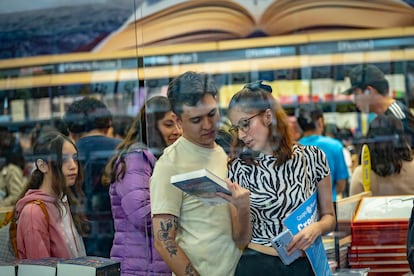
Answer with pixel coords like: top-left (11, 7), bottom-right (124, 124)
top-left (227, 81), bottom-right (336, 276)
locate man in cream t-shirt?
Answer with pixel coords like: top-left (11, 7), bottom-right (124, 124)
top-left (150, 71), bottom-right (251, 275)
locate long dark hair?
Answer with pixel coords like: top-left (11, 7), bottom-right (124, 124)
top-left (102, 96), bottom-right (173, 186)
top-left (366, 114), bottom-right (413, 176)
top-left (22, 131), bottom-right (85, 224)
top-left (228, 82), bottom-right (294, 166)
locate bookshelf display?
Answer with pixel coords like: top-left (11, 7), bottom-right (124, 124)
top-left (0, 27), bottom-right (413, 134)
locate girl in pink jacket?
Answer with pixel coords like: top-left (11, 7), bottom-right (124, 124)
top-left (16, 130), bottom-right (86, 259)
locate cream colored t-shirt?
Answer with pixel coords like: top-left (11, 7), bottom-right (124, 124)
top-left (350, 160), bottom-right (414, 196)
top-left (150, 136), bottom-right (242, 276)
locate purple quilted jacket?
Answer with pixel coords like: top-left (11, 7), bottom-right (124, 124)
top-left (109, 146), bottom-right (170, 276)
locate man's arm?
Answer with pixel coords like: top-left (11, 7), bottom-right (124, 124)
top-left (152, 214), bottom-right (199, 276)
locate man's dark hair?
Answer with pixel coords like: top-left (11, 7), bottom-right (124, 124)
top-left (296, 108), bottom-right (324, 132)
top-left (167, 71), bottom-right (217, 116)
top-left (64, 97), bottom-right (112, 134)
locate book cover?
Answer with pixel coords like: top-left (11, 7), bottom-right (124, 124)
top-left (94, 0), bottom-right (414, 52)
top-left (282, 191), bottom-right (332, 275)
top-left (353, 195), bottom-right (413, 222)
top-left (56, 256), bottom-right (120, 276)
top-left (0, 261), bottom-right (16, 276)
top-left (171, 168), bottom-right (231, 205)
top-left (18, 258), bottom-right (63, 276)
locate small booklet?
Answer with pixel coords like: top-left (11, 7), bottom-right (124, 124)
top-left (271, 230), bottom-right (303, 265)
top-left (171, 168), bottom-right (231, 205)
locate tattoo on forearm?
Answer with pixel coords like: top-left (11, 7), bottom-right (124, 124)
top-left (185, 263), bottom-right (198, 276)
top-left (158, 217), bottom-right (178, 257)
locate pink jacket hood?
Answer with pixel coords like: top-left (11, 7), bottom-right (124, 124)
top-left (15, 189), bottom-right (56, 217)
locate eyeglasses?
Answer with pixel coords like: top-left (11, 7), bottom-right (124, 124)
top-left (229, 113), bottom-right (262, 135)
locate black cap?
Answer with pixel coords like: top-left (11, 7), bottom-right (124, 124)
top-left (342, 64), bottom-right (387, 95)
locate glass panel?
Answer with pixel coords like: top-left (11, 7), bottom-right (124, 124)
top-left (0, 0), bottom-right (414, 274)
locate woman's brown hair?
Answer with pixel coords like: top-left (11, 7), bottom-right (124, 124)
top-left (228, 81), bottom-right (294, 166)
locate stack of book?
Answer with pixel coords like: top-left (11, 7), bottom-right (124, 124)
top-left (349, 195), bottom-right (413, 275)
top-left (323, 235), bottom-right (351, 269)
top-left (0, 256), bottom-right (120, 276)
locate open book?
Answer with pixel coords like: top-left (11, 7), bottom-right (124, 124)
top-left (171, 168), bottom-right (231, 205)
top-left (94, 0), bottom-right (414, 52)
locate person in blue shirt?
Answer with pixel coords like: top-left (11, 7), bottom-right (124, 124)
top-left (64, 97), bottom-right (121, 258)
top-left (297, 108), bottom-right (349, 202)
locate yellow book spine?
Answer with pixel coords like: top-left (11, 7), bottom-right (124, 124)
top-left (361, 144), bottom-right (371, 192)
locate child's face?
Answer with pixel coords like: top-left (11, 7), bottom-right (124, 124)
top-left (61, 141), bottom-right (79, 187)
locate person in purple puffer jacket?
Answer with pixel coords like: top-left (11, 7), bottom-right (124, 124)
top-left (102, 96), bottom-right (182, 276)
